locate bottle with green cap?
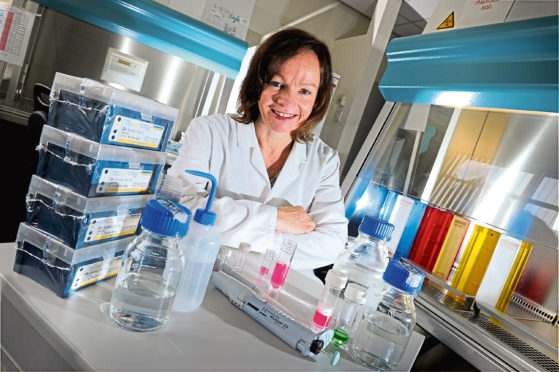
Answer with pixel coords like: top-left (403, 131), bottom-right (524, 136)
top-left (173, 170), bottom-right (221, 312)
top-left (109, 198), bottom-right (191, 332)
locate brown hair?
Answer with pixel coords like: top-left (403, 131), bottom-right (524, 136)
top-left (232, 28), bottom-right (333, 143)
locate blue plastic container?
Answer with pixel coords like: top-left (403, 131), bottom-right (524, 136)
top-left (36, 126), bottom-right (165, 197)
top-left (26, 175), bottom-right (153, 249)
top-left (13, 223), bottom-right (133, 298)
top-left (48, 73), bottom-right (178, 152)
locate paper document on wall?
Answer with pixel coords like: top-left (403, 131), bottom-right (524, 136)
top-left (0, 3), bottom-right (35, 67)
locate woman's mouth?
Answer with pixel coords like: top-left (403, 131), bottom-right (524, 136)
top-left (271, 108), bottom-right (296, 119)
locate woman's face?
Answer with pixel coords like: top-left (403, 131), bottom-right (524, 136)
top-left (256, 50), bottom-right (321, 136)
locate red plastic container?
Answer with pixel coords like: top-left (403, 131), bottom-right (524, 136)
top-left (407, 206), bottom-right (454, 271)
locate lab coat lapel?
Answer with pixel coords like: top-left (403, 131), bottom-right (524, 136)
top-left (269, 141), bottom-right (307, 197)
top-left (237, 122), bottom-right (269, 186)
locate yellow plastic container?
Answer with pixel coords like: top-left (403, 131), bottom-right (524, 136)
top-left (450, 225), bottom-right (501, 296)
top-left (432, 216), bottom-right (470, 281)
top-left (495, 240), bottom-right (533, 312)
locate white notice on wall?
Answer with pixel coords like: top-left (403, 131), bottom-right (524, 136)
top-left (461, 0), bottom-right (514, 29)
top-left (101, 48), bottom-right (149, 92)
top-left (0, 3), bottom-right (35, 66)
top-left (202, 0), bottom-right (255, 40)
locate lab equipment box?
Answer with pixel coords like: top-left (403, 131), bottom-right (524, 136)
top-left (13, 223), bottom-right (133, 298)
top-left (48, 72), bottom-right (178, 152)
top-left (36, 125), bottom-right (166, 197)
top-left (26, 175), bottom-right (153, 249)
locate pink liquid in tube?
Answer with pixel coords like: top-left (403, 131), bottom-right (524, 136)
top-left (270, 262), bottom-right (289, 289)
top-left (312, 309), bottom-right (332, 329)
top-left (259, 266), bottom-right (269, 276)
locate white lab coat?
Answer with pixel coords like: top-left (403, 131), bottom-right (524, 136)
top-left (168, 114), bottom-right (348, 270)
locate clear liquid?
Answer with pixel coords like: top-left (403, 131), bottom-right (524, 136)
top-left (173, 259), bottom-right (214, 312)
top-left (351, 312), bottom-right (411, 369)
top-left (110, 272), bottom-right (176, 332)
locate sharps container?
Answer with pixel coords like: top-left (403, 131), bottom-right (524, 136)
top-left (109, 199), bottom-right (190, 332)
top-left (13, 223), bottom-right (133, 298)
top-left (26, 175), bottom-right (153, 249)
top-left (174, 171), bottom-right (221, 312)
top-left (333, 216), bottom-right (394, 311)
top-left (47, 72), bottom-right (178, 152)
top-left (36, 125), bottom-right (165, 197)
top-left (350, 260), bottom-right (424, 370)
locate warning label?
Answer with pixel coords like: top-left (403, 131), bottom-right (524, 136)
top-left (437, 11), bottom-right (455, 30)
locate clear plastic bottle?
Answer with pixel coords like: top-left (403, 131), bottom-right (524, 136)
top-left (258, 247), bottom-right (275, 277)
top-left (312, 269), bottom-right (348, 331)
top-left (270, 239), bottom-right (296, 289)
top-left (109, 199), bottom-right (190, 332)
top-left (174, 170), bottom-right (221, 312)
top-left (351, 260), bottom-right (424, 370)
top-left (331, 282), bottom-right (367, 348)
top-left (333, 216), bottom-right (394, 312)
top-left (233, 242), bottom-right (252, 272)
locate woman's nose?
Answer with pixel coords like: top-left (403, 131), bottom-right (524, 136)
top-left (274, 87), bottom-right (295, 106)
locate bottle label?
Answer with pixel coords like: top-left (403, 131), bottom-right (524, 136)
top-left (70, 256), bottom-right (122, 290)
top-left (85, 213), bottom-right (141, 242)
top-left (96, 168), bottom-right (153, 193)
top-left (109, 116), bottom-right (164, 149)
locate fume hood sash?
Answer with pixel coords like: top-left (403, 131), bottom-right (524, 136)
top-left (33, 0), bottom-right (248, 79)
top-left (379, 15), bottom-right (558, 113)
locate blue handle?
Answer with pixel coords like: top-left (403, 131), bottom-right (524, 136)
top-left (185, 170), bottom-right (217, 212)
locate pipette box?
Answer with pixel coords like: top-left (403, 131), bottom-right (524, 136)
top-left (36, 125), bottom-right (166, 197)
top-left (47, 72), bottom-right (178, 152)
top-left (13, 223), bottom-right (132, 298)
top-left (26, 175), bottom-right (153, 249)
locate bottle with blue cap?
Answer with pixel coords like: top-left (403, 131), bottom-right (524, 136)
top-left (109, 198), bottom-right (191, 332)
top-left (333, 215), bottom-right (394, 312)
top-left (350, 260), bottom-right (425, 370)
top-left (173, 170), bottom-right (221, 312)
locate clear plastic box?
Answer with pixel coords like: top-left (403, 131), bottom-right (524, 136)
top-left (47, 72), bottom-right (178, 152)
top-left (26, 175), bottom-right (153, 249)
top-left (13, 223), bottom-right (133, 298)
top-left (36, 125), bottom-right (166, 197)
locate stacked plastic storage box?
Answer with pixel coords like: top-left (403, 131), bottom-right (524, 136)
top-left (13, 72), bottom-right (178, 297)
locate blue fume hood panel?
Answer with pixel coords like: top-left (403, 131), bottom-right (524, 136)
top-left (379, 16), bottom-right (558, 113)
top-left (34, 0), bottom-right (248, 79)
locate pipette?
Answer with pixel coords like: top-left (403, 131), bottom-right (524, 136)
top-left (212, 270), bottom-right (333, 358)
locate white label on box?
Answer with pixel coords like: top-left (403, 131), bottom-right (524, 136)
top-left (71, 256), bottom-right (122, 290)
top-left (85, 213), bottom-right (141, 242)
top-left (387, 195), bottom-right (414, 257)
top-left (110, 116), bottom-right (164, 149)
top-left (476, 235), bottom-right (521, 308)
top-left (97, 168), bottom-right (153, 193)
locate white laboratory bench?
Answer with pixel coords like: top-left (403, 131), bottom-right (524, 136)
top-left (1, 242), bottom-right (424, 371)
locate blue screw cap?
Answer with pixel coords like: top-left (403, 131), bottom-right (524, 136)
top-left (382, 260), bottom-right (425, 295)
top-left (358, 216), bottom-right (394, 241)
top-left (140, 199), bottom-right (191, 237)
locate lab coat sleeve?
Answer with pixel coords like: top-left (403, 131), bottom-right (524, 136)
top-left (167, 117), bottom-right (278, 251)
top-left (288, 147), bottom-right (348, 270)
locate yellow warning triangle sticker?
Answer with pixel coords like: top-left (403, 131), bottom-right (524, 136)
top-left (437, 11), bottom-right (455, 30)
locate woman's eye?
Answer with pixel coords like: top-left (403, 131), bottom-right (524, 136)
top-left (269, 81), bottom-right (283, 88)
top-left (301, 89), bottom-right (312, 95)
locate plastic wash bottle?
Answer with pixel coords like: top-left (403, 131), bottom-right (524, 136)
top-left (173, 170), bottom-right (221, 312)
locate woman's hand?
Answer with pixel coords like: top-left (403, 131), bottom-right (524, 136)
top-left (276, 206), bottom-right (316, 234)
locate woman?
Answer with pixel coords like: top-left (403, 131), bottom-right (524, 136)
top-left (168, 28), bottom-right (347, 271)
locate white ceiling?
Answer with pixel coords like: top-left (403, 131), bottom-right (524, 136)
top-left (340, 0), bottom-right (440, 37)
